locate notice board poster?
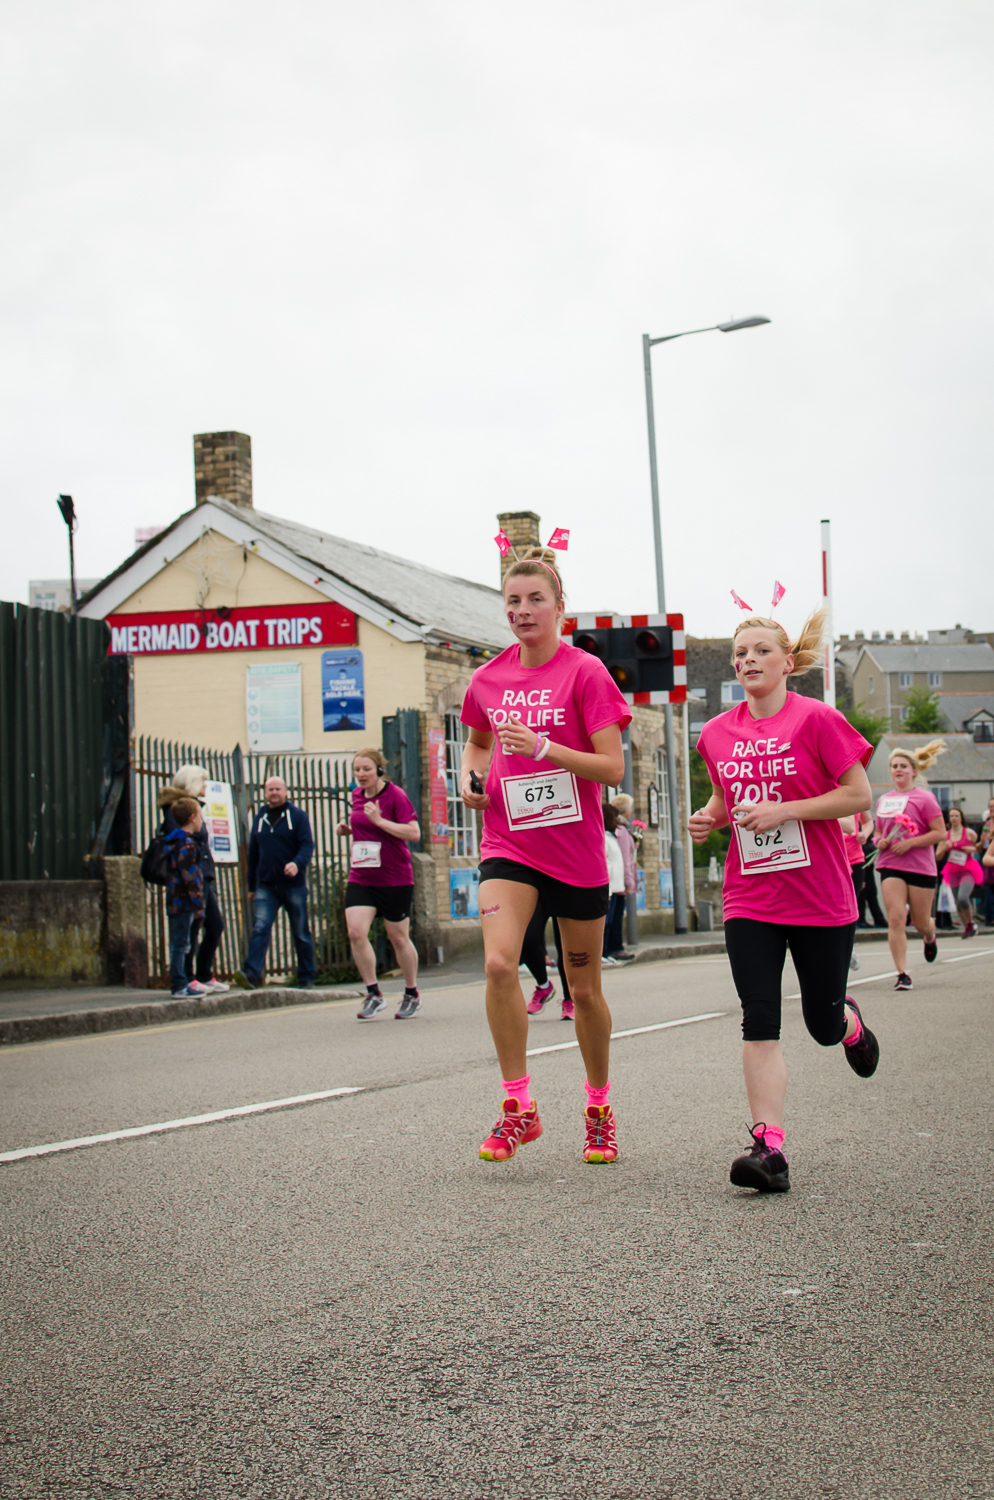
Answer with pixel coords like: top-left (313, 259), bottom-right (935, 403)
top-left (322, 650), bottom-right (365, 731)
top-left (204, 780), bottom-right (238, 864)
top-left (246, 662), bottom-right (303, 751)
top-left (428, 728), bottom-right (449, 843)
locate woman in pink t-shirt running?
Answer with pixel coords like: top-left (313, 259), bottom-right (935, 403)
top-left (874, 742), bottom-right (947, 988)
top-left (690, 608), bottom-right (877, 1194)
top-left (460, 547), bottom-right (631, 1166)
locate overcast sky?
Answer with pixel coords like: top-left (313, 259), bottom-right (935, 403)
top-left (2, 1), bottom-right (991, 642)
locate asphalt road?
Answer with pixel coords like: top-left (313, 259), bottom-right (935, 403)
top-left (2, 942), bottom-right (993, 1500)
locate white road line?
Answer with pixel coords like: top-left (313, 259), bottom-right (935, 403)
top-left (786, 969), bottom-right (898, 1000)
top-left (941, 948), bottom-right (994, 964)
top-left (527, 1010), bottom-right (726, 1057)
top-left (0, 1086), bottom-right (363, 1165)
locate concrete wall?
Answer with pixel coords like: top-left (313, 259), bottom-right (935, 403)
top-left (0, 881), bottom-right (106, 987)
top-left (117, 540), bottom-right (427, 753)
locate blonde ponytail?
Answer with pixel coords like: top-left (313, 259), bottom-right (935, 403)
top-left (731, 606), bottom-right (827, 676)
top-left (889, 739), bottom-right (947, 775)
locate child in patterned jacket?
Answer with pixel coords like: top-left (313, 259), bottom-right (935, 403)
top-left (165, 797), bottom-right (207, 998)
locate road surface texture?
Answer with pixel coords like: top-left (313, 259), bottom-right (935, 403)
top-left (2, 942), bottom-right (992, 1500)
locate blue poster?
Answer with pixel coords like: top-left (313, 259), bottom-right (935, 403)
top-left (450, 868), bottom-right (480, 919)
top-left (322, 650), bottom-right (365, 731)
top-left (637, 869), bottom-right (646, 912)
top-left (659, 868), bottom-right (673, 909)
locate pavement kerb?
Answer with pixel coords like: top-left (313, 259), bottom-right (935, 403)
top-left (0, 984), bottom-right (365, 1049)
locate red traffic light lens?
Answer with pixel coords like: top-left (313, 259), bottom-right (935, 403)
top-left (636, 630), bottom-right (661, 653)
top-left (574, 633), bottom-right (603, 657)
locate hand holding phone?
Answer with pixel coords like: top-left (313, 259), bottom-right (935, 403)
top-left (469, 770), bottom-right (484, 795)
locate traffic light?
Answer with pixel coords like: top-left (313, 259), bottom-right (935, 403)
top-left (563, 614), bottom-right (687, 703)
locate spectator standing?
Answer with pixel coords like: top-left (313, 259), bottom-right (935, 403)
top-left (164, 798), bottom-right (207, 998)
top-left (980, 798), bottom-right (994, 927)
top-left (609, 793), bottom-right (638, 960)
top-left (158, 764), bottom-right (228, 993)
top-left (233, 777), bottom-right (316, 991)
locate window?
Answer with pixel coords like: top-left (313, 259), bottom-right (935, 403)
top-left (654, 747), bottom-right (672, 866)
top-left (899, 705), bottom-right (908, 721)
top-left (867, 675), bottom-right (874, 693)
top-left (721, 680), bottom-right (746, 705)
top-left (929, 672), bottom-right (942, 688)
top-left (899, 672), bottom-right (912, 688)
top-left (689, 686), bottom-right (707, 701)
top-left (444, 713), bottom-right (478, 857)
top-left (973, 720), bottom-right (994, 743)
top-left (931, 784), bottom-right (951, 812)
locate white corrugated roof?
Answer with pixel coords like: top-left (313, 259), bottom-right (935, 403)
top-left (866, 733), bottom-right (994, 786)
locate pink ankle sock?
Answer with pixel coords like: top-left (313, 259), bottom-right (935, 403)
top-left (501, 1074), bottom-right (533, 1110)
top-left (843, 1013), bottom-right (863, 1047)
top-left (758, 1124), bottom-right (785, 1153)
top-left (584, 1079), bottom-right (611, 1110)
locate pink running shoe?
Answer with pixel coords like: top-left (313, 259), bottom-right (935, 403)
top-left (560, 998), bottom-right (575, 1021)
top-left (583, 1104), bottom-right (618, 1164)
top-left (527, 981), bottom-right (555, 1015)
top-left (479, 1098), bottom-right (543, 1162)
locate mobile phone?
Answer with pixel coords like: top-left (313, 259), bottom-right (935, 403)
top-left (469, 770), bottom-right (484, 795)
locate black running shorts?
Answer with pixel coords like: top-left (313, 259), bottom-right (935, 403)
top-left (878, 869), bottom-right (937, 889)
top-left (344, 882), bottom-right (414, 924)
top-left (478, 857), bottom-right (609, 921)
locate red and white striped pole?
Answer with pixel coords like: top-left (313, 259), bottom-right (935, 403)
top-left (821, 518), bottom-right (835, 705)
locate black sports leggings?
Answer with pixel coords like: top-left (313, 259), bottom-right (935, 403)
top-left (724, 918), bottom-right (856, 1046)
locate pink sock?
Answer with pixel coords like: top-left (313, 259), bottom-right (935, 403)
top-left (501, 1074), bottom-right (533, 1111)
top-left (843, 1012), bottom-right (863, 1047)
top-left (758, 1124), bottom-right (785, 1153)
top-left (584, 1079), bottom-right (611, 1110)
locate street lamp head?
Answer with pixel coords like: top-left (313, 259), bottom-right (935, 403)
top-left (716, 316), bottom-right (771, 332)
top-left (57, 494), bottom-right (76, 529)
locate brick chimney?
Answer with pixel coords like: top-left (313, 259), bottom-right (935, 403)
top-left (496, 510), bottom-right (542, 587)
top-left (194, 431), bottom-right (253, 509)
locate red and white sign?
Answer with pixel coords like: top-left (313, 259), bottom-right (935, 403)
top-left (562, 612), bottom-right (687, 705)
top-left (428, 728), bottom-right (449, 843)
top-left (106, 602), bottom-right (356, 656)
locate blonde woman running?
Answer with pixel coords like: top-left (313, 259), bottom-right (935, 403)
top-left (690, 608), bottom-right (877, 1193)
top-left (460, 547), bottom-right (630, 1165)
top-left (875, 742), bottom-right (947, 990)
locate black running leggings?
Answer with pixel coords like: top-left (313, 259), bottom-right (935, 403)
top-left (519, 901), bottom-right (572, 1004)
top-left (724, 918), bottom-right (856, 1045)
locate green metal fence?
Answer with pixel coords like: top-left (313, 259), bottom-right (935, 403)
top-left (132, 736), bottom-right (355, 986)
top-left (0, 602), bottom-right (119, 880)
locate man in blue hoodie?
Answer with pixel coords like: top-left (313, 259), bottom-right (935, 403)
top-left (233, 776), bottom-right (316, 990)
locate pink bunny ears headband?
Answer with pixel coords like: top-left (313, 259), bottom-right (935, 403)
top-left (495, 526), bottom-right (569, 598)
top-left (731, 581), bottom-right (785, 615)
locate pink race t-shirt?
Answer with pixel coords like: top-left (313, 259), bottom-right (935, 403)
top-left (874, 786), bottom-right (943, 879)
top-left (460, 641), bottom-right (632, 886)
top-left (696, 692), bottom-right (872, 926)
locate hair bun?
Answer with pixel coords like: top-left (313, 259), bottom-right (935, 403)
top-left (522, 546), bottom-right (558, 566)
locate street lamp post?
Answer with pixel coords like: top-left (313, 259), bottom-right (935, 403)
top-left (642, 315), bottom-right (770, 933)
top-left (56, 494), bottom-right (78, 615)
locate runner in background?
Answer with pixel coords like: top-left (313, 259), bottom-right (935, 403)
top-left (937, 806), bottom-right (984, 939)
top-left (840, 807), bottom-right (874, 969)
top-left (874, 743), bottom-right (947, 990)
top-left (461, 546), bottom-right (630, 1165)
top-left (981, 798), bottom-right (994, 927)
top-left (690, 606), bottom-right (877, 1195)
top-left (337, 748), bottom-right (423, 1020)
top-left (521, 900), bottom-right (575, 1020)
top-left (856, 824), bottom-right (887, 930)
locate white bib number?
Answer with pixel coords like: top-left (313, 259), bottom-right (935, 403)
top-left (351, 840), bottom-right (382, 869)
top-left (877, 794), bottom-right (908, 818)
top-left (948, 848), bottom-right (968, 866)
top-left (501, 768), bottom-right (582, 832)
top-left (734, 817), bottom-right (811, 875)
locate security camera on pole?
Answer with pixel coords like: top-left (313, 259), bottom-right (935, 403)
top-left (641, 315), bottom-right (771, 933)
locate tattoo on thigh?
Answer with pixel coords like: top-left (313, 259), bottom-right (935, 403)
top-left (568, 950), bottom-right (591, 968)
top-left (481, 904), bottom-right (500, 918)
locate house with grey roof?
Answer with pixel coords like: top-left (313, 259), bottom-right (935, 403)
top-left (848, 640), bottom-right (994, 732)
